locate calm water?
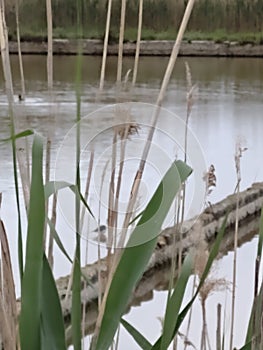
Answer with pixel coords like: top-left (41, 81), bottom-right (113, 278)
top-left (0, 55), bottom-right (263, 349)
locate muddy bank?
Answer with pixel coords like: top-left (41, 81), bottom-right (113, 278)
top-left (8, 39), bottom-right (263, 57)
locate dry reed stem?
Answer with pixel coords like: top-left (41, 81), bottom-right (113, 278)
top-left (178, 62), bottom-right (195, 273)
top-left (0, 0), bottom-right (30, 212)
top-left (0, 220), bottom-right (17, 350)
top-left (44, 0), bottom-right (54, 254)
top-left (112, 109), bottom-right (138, 249)
top-left (0, 0), bottom-right (29, 289)
top-left (216, 303), bottom-right (222, 350)
top-left (99, 0), bottom-right (113, 91)
top-left (80, 148), bottom-right (94, 229)
top-left (194, 222), bottom-right (230, 350)
top-left (116, 0), bottom-right (126, 83)
top-left (229, 142), bottom-right (246, 350)
top-left (107, 131), bottom-right (117, 251)
top-left (46, 0), bottom-right (53, 91)
top-left (15, 0), bottom-right (25, 100)
top-left (97, 159), bottom-right (110, 310)
top-left (199, 276), bottom-right (229, 350)
top-left (132, 0), bottom-right (143, 86)
top-left (93, 0), bottom-right (196, 341)
top-left (48, 192), bottom-right (57, 269)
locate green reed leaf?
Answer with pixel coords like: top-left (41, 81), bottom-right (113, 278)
top-left (0, 129), bottom-right (34, 143)
top-left (92, 160), bottom-right (192, 350)
top-left (40, 254), bottom-right (66, 350)
top-left (19, 135), bottom-right (45, 350)
top-left (121, 318), bottom-right (152, 350)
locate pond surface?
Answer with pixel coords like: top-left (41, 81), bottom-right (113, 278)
top-left (0, 55), bottom-right (263, 349)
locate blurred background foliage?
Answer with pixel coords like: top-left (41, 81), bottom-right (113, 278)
top-left (5, 0), bottom-right (263, 42)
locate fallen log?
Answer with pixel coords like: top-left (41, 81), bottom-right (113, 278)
top-left (56, 182), bottom-right (263, 343)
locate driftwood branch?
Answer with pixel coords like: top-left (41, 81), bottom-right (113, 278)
top-left (54, 182), bottom-right (263, 344)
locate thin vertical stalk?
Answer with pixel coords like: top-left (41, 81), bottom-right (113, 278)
top-left (178, 62), bottom-right (194, 272)
top-left (183, 277), bottom-right (196, 350)
top-left (200, 298), bottom-right (212, 350)
top-left (72, 2), bottom-right (83, 348)
top-left (200, 299), bottom-right (206, 350)
top-left (216, 304), bottom-right (222, 350)
top-left (15, 0), bottom-right (25, 100)
top-left (93, 0), bottom-right (196, 339)
top-left (112, 129), bottom-right (129, 251)
top-left (46, 0), bottom-right (53, 92)
top-left (230, 144), bottom-right (243, 350)
top-left (0, 0), bottom-right (23, 282)
top-left (229, 186), bottom-right (239, 350)
top-left (119, 0), bottom-right (196, 248)
top-left (45, 0), bottom-right (53, 249)
top-left (107, 131), bottom-right (117, 252)
top-left (99, 0), bottom-right (113, 91)
top-left (48, 192), bottom-right (57, 269)
top-left (132, 0), bottom-right (143, 86)
top-left (116, 0), bottom-right (126, 83)
top-left (80, 148), bottom-right (94, 229)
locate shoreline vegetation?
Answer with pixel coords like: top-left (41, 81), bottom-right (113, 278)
top-left (5, 0), bottom-right (263, 43)
top-left (5, 0), bottom-right (263, 56)
top-left (8, 38), bottom-right (263, 57)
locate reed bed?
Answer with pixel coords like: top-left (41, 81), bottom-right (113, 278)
top-left (0, 0), bottom-right (262, 350)
top-left (5, 0), bottom-right (263, 41)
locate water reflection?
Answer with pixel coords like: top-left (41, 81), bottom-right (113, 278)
top-left (65, 213), bottom-right (260, 348)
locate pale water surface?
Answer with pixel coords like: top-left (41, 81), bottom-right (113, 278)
top-left (0, 55), bottom-right (263, 349)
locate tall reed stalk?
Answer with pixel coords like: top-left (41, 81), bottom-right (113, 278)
top-left (229, 143), bottom-right (246, 350)
top-left (0, 0), bottom-right (24, 281)
top-left (45, 0), bottom-right (54, 264)
top-left (15, 0), bottom-right (25, 100)
top-left (71, 1), bottom-right (83, 348)
top-left (92, 0), bottom-right (196, 344)
top-left (46, 0), bottom-right (53, 92)
top-left (0, 218), bottom-right (17, 350)
top-left (132, 0), bottom-right (143, 86)
top-left (99, 0), bottom-right (113, 91)
top-left (216, 303), bottom-right (222, 350)
top-left (116, 0), bottom-right (126, 84)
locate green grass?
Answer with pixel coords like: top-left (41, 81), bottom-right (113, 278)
top-left (9, 27), bottom-right (263, 45)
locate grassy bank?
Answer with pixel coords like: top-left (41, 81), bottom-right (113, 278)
top-left (8, 28), bottom-right (263, 45)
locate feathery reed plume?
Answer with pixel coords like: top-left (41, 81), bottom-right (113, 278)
top-left (203, 164), bottom-right (217, 198)
top-left (99, 0), bottom-right (113, 91)
top-left (229, 141), bottom-right (247, 350)
top-left (116, 0), bottom-right (126, 84)
top-left (132, 0), bottom-right (143, 86)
